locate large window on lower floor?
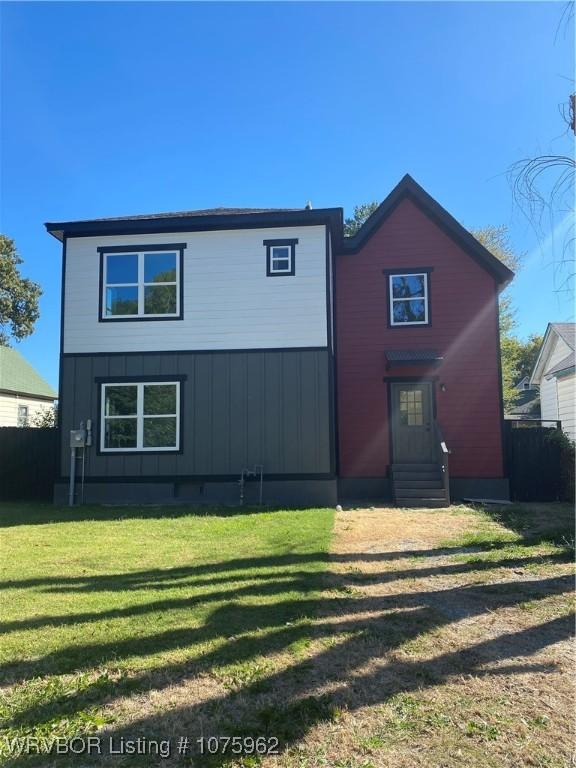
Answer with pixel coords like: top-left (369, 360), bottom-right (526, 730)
top-left (100, 381), bottom-right (180, 452)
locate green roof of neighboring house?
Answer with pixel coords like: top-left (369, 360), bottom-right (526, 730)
top-left (0, 347), bottom-right (57, 400)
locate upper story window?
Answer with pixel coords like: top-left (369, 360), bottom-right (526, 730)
top-left (97, 244), bottom-right (185, 321)
top-left (387, 270), bottom-right (431, 326)
top-left (264, 238), bottom-right (298, 276)
top-left (100, 380), bottom-right (181, 452)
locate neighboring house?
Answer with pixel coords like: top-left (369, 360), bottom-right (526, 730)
top-left (530, 323), bottom-right (575, 441)
top-left (506, 377), bottom-right (540, 419)
top-left (0, 347), bottom-right (57, 427)
top-left (515, 375), bottom-right (532, 391)
top-left (45, 174), bottom-right (513, 506)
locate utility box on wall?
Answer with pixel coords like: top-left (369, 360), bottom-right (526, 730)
top-left (69, 429), bottom-right (87, 448)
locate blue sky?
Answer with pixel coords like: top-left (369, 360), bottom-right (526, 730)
top-left (1, 1), bottom-right (573, 390)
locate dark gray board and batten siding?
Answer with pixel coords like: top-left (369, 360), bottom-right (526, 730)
top-left (60, 349), bottom-right (333, 481)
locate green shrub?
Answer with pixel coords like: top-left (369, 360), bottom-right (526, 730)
top-left (544, 429), bottom-right (575, 502)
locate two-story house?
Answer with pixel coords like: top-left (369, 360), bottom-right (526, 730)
top-left (46, 175), bottom-right (513, 506)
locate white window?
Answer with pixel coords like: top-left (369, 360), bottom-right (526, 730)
top-left (389, 272), bottom-right (429, 326)
top-left (270, 246), bottom-right (292, 274)
top-left (100, 382), bottom-right (180, 452)
top-left (264, 238), bottom-right (297, 276)
top-left (101, 251), bottom-right (180, 319)
top-left (17, 405), bottom-right (29, 427)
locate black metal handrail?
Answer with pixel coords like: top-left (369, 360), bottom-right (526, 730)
top-left (434, 423), bottom-right (451, 504)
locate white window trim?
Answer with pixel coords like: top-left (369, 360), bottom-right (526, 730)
top-left (389, 272), bottom-right (429, 326)
top-left (100, 381), bottom-right (180, 452)
top-left (270, 246), bottom-right (292, 274)
top-left (102, 251), bottom-right (180, 319)
top-left (17, 405), bottom-right (29, 427)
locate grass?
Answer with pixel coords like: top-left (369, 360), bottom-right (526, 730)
top-left (0, 504), bottom-right (334, 765)
top-left (0, 501), bottom-right (574, 768)
top-left (440, 502), bottom-right (575, 576)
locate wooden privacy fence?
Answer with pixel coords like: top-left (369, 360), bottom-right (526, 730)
top-left (505, 421), bottom-right (574, 502)
top-left (0, 428), bottom-right (59, 501)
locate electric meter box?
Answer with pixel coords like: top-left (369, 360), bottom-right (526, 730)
top-left (70, 429), bottom-right (87, 448)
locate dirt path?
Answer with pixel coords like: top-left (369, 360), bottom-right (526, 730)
top-left (306, 505), bottom-right (575, 768)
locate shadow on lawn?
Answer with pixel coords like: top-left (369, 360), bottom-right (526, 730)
top-left (2, 521), bottom-right (574, 767)
top-left (479, 503), bottom-right (575, 551)
top-left (0, 503), bottom-right (295, 528)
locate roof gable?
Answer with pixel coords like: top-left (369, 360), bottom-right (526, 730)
top-left (530, 322), bottom-right (576, 385)
top-left (550, 322), bottom-right (575, 350)
top-left (0, 347), bottom-right (57, 399)
top-left (341, 174), bottom-right (514, 286)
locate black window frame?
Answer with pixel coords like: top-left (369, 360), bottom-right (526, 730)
top-left (383, 267), bottom-right (433, 328)
top-left (95, 374), bottom-right (186, 455)
top-left (264, 238), bottom-right (298, 277)
top-left (97, 243), bottom-right (186, 322)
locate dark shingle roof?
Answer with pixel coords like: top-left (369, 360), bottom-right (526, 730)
top-left (69, 207), bottom-right (301, 224)
top-left (45, 205), bottom-right (342, 242)
top-left (0, 347), bottom-right (57, 399)
top-left (508, 389), bottom-right (540, 416)
top-left (551, 323), bottom-right (575, 350)
top-left (385, 349), bottom-right (443, 365)
top-left (547, 351), bottom-right (575, 377)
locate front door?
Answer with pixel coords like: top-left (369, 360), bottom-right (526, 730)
top-left (390, 382), bottom-right (435, 463)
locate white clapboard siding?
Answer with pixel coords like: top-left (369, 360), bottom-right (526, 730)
top-left (0, 393), bottom-right (54, 427)
top-left (557, 374), bottom-right (575, 441)
top-left (540, 375), bottom-right (559, 422)
top-left (64, 226), bottom-right (328, 353)
top-left (539, 334), bottom-right (573, 423)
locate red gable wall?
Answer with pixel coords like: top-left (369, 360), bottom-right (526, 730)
top-left (335, 196), bottom-right (504, 479)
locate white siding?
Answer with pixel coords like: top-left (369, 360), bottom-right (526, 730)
top-left (539, 334), bottom-right (573, 424)
top-left (545, 334), bottom-right (572, 373)
top-left (0, 393), bottom-right (54, 427)
top-left (64, 226), bottom-right (328, 353)
top-left (557, 373), bottom-right (575, 441)
top-left (540, 375), bottom-right (559, 422)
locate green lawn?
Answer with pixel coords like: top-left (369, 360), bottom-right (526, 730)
top-left (0, 504), bottom-right (334, 766)
top-left (0, 502), bottom-right (573, 768)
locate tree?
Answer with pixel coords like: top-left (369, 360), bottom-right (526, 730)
top-left (516, 333), bottom-right (544, 381)
top-left (30, 405), bottom-right (57, 428)
top-left (471, 226), bottom-right (523, 412)
top-left (343, 202), bottom-right (379, 237)
top-left (0, 235), bottom-right (42, 346)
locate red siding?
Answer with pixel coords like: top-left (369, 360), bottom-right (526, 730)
top-left (336, 197), bottom-right (504, 479)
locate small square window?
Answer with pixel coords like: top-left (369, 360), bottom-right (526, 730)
top-left (271, 246), bottom-right (291, 273)
top-left (264, 239), bottom-right (298, 276)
